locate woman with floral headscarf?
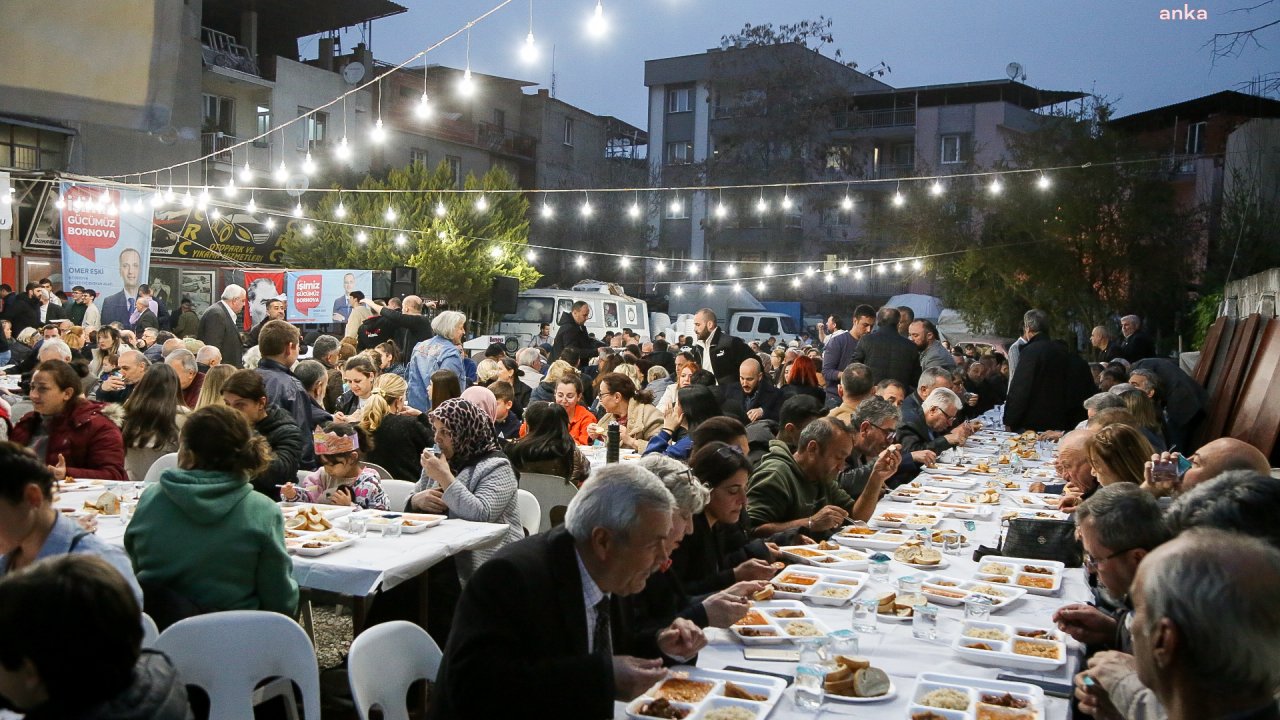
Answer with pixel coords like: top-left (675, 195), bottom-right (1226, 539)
top-left (408, 397), bottom-right (522, 643)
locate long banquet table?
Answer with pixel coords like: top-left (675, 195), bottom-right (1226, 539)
top-left (614, 423), bottom-right (1087, 719)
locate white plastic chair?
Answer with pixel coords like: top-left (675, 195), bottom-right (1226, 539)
top-left (363, 462), bottom-right (393, 480)
top-left (140, 612), bottom-right (160, 648)
top-left (143, 452), bottom-right (179, 486)
top-left (381, 479), bottom-right (416, 512)
top-left (347, 620), bottom-right (442, 720)
top-left (156, 610), bottom-right (321, 720)
top-left (296, 469), bottom-right (312, 482)
top-left (516, 489), bottom-right (541, 536)
top-left (519, 473), bottom-right (578, 531)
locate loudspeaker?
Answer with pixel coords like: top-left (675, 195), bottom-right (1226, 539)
top-left (491, 275), bottom-right (519, 314)
top-left (390, 265), bottom-right (418, 298)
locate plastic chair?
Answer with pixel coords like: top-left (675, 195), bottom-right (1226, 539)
top-left (381, 479), bottom-right (416, 512)
top-left (347, 620), bottom-right (442, 720)
top-left (516, 489), bottom-right (541, 536)
top-left (143, 452), bottom-right (179, 486)
top-left (296, 469), bottom-right (312, 482)
top-left (363, 462), bottom-right (393, 480)
top-left (140, 612), bottom-right (160, 648)
top-left (519, 473), bottom-right (578, 531)
top-left (156, 610), bottom-right (321, 720)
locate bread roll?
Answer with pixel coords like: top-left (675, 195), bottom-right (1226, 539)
top-left (835, 656), bottom-right (871, 672)
top-left (853, 667), bottom-right (890, 697)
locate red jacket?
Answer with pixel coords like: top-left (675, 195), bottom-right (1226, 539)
top-left (10, 399), bottom-right (127, 480)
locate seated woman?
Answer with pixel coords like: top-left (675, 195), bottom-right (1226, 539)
top-left (1115, 387), bottom-right (1168, 452)
top-left (644, 385), bottom-right (721, 461)
top-left (89, 325), bottom-right (123, 378)
top-left (125, 405), bottom-right (298, 625)
top-left (359, 373), bottom-right (432, 482)
top-left (335, 355), bottom-right (379, 420)
top-left (373, 340), bottom-right (406, 378)
top-left (505, 401), bottom-right (591, 485)
top-left (220, 369), bottom-right (302, 500)
top-left (0, 554), bottom-right (189, 719)
top-left (490, 356), bottom-right (529, 415)
top-left (10, 360), bottom-right (127, 481)
top-left (656, 356), bottom-right (700, 414)
top-left (779, 355), bottom-right (825, 404)
top-left (120, 364), bottom-right (188, 483)
top-left (0, 442), bottom-right (141, 602)
top-left (528, 359), bottom-right (574, 405)
top-left (1085, 422), bottom-right (1155, 487)
top-left (193, 363), bottom-right (235, 410)
top-left (408, 397), bottom-right (522, 643)
top-left (282, 422), bottom-right (388, 510)
top-left (550, 374), bottom-right (596, 446)
top-left (430, 368), bottom-right (463, 409)
top-left (590, 372), bottom-right (662, 452)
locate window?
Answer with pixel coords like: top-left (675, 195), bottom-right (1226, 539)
top-left (1186, 121), bottom-right (1206, 155)
top-left (202, 94), bottom-right (234, 134)
top-left (758, 317), bottom-right (780, 335)
top-left (445, 155), bottom-right (462, 188)
top-left (493, 108), bottom-right (506, 130)
top-left (409, 148), bottom-right (428, 166)
top-left (825, 145), bottom-right (850, 171)
top-left (296, 107), bottom-right (328, 149)
top-left (890, 143), bottom-right (914, 168)
top-left (665, 141), bottom-right (694, 165)
top-left (255, 105), bottom-right (271, 147)
top-left (784, 210), bottom-right (803, 229)
top-left (940, 135), bottom-right (962, 164)
top-left (735, 316), bottom-right (754, 333)
top-left (820, 206), bottom-right (849, 227)
top-left (664, 198), bottom-right (689, 220)
top-left (602, 301), bottom-right (619, 328)
top-left (563, 117), bottom-right (575, 146)
top-left (0, 122), bottom-right (65, 171)
top-left (667, 87), bottom-right (692, 113)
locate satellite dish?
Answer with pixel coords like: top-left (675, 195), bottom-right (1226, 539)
top-left (342, 62), bottom-right (366, 85)
top-left (1006, 62), bottom-right (1025, 82)
top-left (285, 174), bottom-right (310, 197)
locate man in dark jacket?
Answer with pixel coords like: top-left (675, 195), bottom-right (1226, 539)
top-left (246, 298), bottom-right (286, 348)
top-left (253, 320), bottom-right (317, 469)
top-left (0, 283), bottom-right (42, 336)
top-left (196, 285), bottom-right (245, 368)
top-left (1004, 309), bottom-right (1093, 431)
top-left (720, 358), bottom-right (783, 424)
top-left (851, 306), bottom-right (920, 390)
top-left (372, 294), bottom-right (434, 354)
top-left (644, 338), bottom-right (676, 375)
top-left (821, 304), bottom-right (874, 408)
top-left (692, 309), bottom-right (755, 385)
top-left (551, 301), bottom-right (598, 364)
top-left (1130, 358), bottom-right (1208, 452)
top-left (1117, 314), bottom-right (1156, 363)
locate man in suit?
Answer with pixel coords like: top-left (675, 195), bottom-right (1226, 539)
top-left (1117, 314), bottom-right (1156, 363)
top-left (692, 308), bottom-right (754, 385)
top-left (721, 358), bottom-right (782, 424)
top-left (1090, 325), bottom-right (1122, 363)
top-left (196, 284), bottom-right (246, 368)
top-left (428, 465), bottom-right (705, 719)
top-left (1004, 309), bottom-right (1093, 431)
top-left (851, 306), bottom-right (921, 390)
top-left (822, 304), bottom-right (874, 408)
top-left (902, 366), bottom-right (955, 429)
top-left (898, 387), bottom-right (974, 457)
top-left (98, 249), bottom-right (145, 329)
top-left (34, 288), bottom-right (66, 325)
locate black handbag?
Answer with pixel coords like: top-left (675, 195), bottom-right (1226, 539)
top-left (996, 517), bottom-right (1083, 568)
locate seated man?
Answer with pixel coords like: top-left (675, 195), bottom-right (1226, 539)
top-left (1143, 437), bottom-right (1270, 498)
top-left (92, 349), bottom-right (149, 404)
top-left (1052, 484), bottom-right (1170, 651)
top-left (836, 396), bottom-right (905, 498)
top-left (744, 394), bottom-right (825, 467)
top-left (0, 554), bottom-right (189, 718)
top-left (901, 366), bottom-right (953, 427)
top-left (897, 387), bottom-right (974, 457)
top-left (428, 465), bottom-right (705, 719)
top-left (874, 378), bottom-right (907, 407)
top-left (747, 416), bottom-right (900, 537)
top-left (720, 358), bottom-right (782, 425)
top-left (1055, 428), bottom-right (1099, 512)
top-left (827, 362), bottom-right (873, 426)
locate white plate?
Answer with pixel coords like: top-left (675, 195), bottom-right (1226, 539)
top-left (833, 530), bottom-right (914, 550)
top-left (870, 511), bottom-right (942, 531)
top-left (875, 609), bottom-right (915, 623)
top-left (910, 671), bottom-right (1046, 718)
top-left (347, 511), bottom-right (446, 533)
top-left (897, 555), bottom-right (951, 571)
top-left (955, 621), bottom-right (1068, 671)
top-left (929, 465), bottom-right (969, 475)
top-left (825, 678), bottom-right (897, 704)
top-left (286, 532), bottom-right (357, 557)
top-left (628, 666), bottom-right (785, 719)
top-left (729, 601), bottom-right (817, 644)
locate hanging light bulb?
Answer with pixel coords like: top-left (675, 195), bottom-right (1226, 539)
top-left (246, 197), bottom-right (257, 214)
top-left (133, 196), bottom-right (146, 214)
top-left (628, 201), bottom-right (641, 219)
top-left (356, 230), bottom-right (368, 243)
top-left (755, 197), bottom-right (768, 213)
top-left (892, 191), bottom-right (905, 207)
top-left (790, 277), bottom-right (801, 288)
top-left (435, 202), bottom-right (447, 218)
top-left (854, 268), bottom-right (864, 280)
top-left (989, 178), bottom-right (1003, 195)
top-left (781, 194), bottom-right (794, 211)
top-left (673, 286), bottom-right (684, 297)
top-left (264, 217), bottom-right (276, 230)
top-left (302, 224), bottom-right (315, 237)
top-left (841, 195), bottom-right (854, 211)
top-left (655, 261), bottom-right (666, 274)
top-left (415, 93), bottom-right (433, 120)
top-left (520, 32), bottom-right (538, 63)
top-left (575, 255), bottom-right (587, 268)
top-left (525, 249), bottom-right (538, 262)
top-left (619, 256), bottom-right (631, 269)
top-left (732, 282), bottom-right (742, 293)
top-left (209, 207), bottom-right (221, 219)
top-left (930, 180), bottom-right (945, 196)
top-left (239, 163), bottom-right (254, 183)
top-left (273, 161), bottom-right (289, 183)
top-left (180, 190), bottom-right (194, 208)
top-left (335, 136), bottom-right (351, 160)
top-left (150, 190), bottom-right (164, 208)
top-left (385, 205), bottom-right (398, 222)
top-left (302, 152), bottom-right (316, 175)
top-left (164, 186), bottom-right (176, 203)
top-left (687, 262), bottom-right (699, 275)
top-left (726, 264), bottom-right (737, 277)
top-left (292, 202), bottom-right (305, 218)
top-left (580, 199), bottom-right (593, 217)
top-left (223, 179), bottom-right (237, 198)
top-left (458, 68), bottom-right (476, 97)
top-left (475, 195), bottom-right (489, 212)
top-left (370, 118), bottom-right (386, 143)
top-left (714, 202), bottom-right (728, 219)
top-left (587, 1), bottom-right (607, 37)
top-left (876, 263), bottom-right (886, 275)
top-left (704, 284), bottom-right (715, 295)
top-left (1037, 174), bottom-right (1052, 191)
top-left (894, 261), bottom-right (904, 273)
top-left (489, 245), bottom-right (504, 259)
top-left (763, 263), bottom-right (774, 276)
top-left (912, 259), bottom-right (924, 270)
top-left (804, 267), bottom-right (815, 277)
top-left (669, 197), bottom-right (682, 215)
top-left (395, 233), bottom-right (407, 247)
top-left (541, 202), bottom-right (554, 219)
top-left (335, 201), bottom-right (347, 219)
top-left (195, 188), bottom-right (209, 211)
top-left (823, 272), bottom-right (834, 283)
top-left (756, 280), bottom-right (766, 293)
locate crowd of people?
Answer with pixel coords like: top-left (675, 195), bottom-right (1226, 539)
top-left (0, 282), bottom-right (1275, 720)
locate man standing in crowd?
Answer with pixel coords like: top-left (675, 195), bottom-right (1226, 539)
top-left (99, 248), bottom-right (144, 329)
top-left (256, 320), bottom-right (318, 468)
top-left (197, 284), bottom-right (246, 369)
top-left (896, 306), bottom-right (915, 337)
top-left (909, 318), bottom-right (954, 373)
top-left (1004, 309), bottom-right (1092, 432)
top-left (1090, 325), bottom-right (1121, 362)
top-left (693, 308), bottom-right (755, 386)
top-left (721, 358), bottom-right (782, 424)
top-left (371, 294), bottom-right (434, 354)
top-left (247, 297), bottom-right (286, 348)
top-left (552, 301), bottom-right (598, 363)
top-left (429, 465), bottom-right (704, 719)
top-left (1117, 314), bottom-right (1155, 363)
top-left (852, 307), bottom-right (920, 389)
top-left (0, 283), bottom-right (40, 336)
top-left (822, 304), bottom-right (874, 408)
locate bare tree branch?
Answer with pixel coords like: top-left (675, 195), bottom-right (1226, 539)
top-left (1205, 1), bottom-right (1280, 64)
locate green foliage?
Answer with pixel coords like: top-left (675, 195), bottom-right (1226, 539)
top-left (1190, 291), bottom-right (1222, 349)
top-left (279, 162), bottom-right (539, 308)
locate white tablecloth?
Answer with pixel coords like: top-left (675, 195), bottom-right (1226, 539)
top-left (56, 490), bottom-right (508, 597)
top-left (615, 429), bottom-right (1085, 719)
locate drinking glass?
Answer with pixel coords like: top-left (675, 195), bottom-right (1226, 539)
top-left (868, 554), bottom-right (891, 583)
top-left (851, 598), bottom-right (878, 633)
top-left (912, 603), bottom-right (939, 640)
top-left (119, 502), bottom-right (135, 525)
top-left (827, 629), bottom-right (860, 659)
top-left (794, 639), bottom-right (826, 711)
top-left (942, 531), bottom-right (962, 555)
top-left (964, 595), bottom-right (993, 621)
top-left (348, 514), bottom-right (368, 538)
top-left (382, 520), bottom-right (403, 539)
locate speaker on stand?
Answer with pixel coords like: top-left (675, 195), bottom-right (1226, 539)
top-left (391, 266), bottom-right (418, 299)
top-left (491, 275), bottom-right (519, 315)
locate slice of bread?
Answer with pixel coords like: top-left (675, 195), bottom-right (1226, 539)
top-left (752, 586), bottom-right (775, 601)
top-left (835, 656), bottom-right (870, 672)
top-left (853, 667), bottom-right (890, 697)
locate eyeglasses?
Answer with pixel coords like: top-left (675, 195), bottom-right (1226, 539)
top-left (870, 423), bottom-right (898, 444)
top-left (1084, 547), bottom-right (1132, 571)
top-left (715, 445), bottom-right (744, 458)
top-left (934, 406), bottom-right (956, 422)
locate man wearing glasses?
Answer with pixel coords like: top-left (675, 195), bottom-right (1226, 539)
top-left (836, 396), bottom-right (906, 499)
top-left (897, 387), bottom-right (974, 458)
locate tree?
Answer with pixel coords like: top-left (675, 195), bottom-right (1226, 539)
top-left (884, 99), bottom-right (1197, 340)
top-left (279, 162), bottom-right (539, 308)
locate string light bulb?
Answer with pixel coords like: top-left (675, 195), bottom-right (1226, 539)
top-left (302, 224), bottom-right (314, 237)
top-left (246, 197), bottom-right (257, 214)
top-left (195, 188), bottom-right (209, 211)
top-left (223, 179), bottom-right (237, 198)
top-left (930, 180), bottom-right (944, 196)
top-left (302, 152), bottom-right (316, 175)
top-left (674, 286), bottom-right (684, 297)
top-left (912, 259), bottom-right (924, 270)
top-left (669, 197), bottom-right (682, 215)
top-left (541, 202), bottom-right (554, 219)
top-left (293, 202), bottom-right (305, 218)
top-left (892, 191), bottom-right (905, 207)
top-left (781, 194), bottom-right (794, 211)
top-left (525, 250), bottom-right (538, 262)
top-left (714, 202), bottom-right (728, 219)
top-left (273, 161), bottom-right (289, 183)
top-left (489, 245), bottom-right (503, 259)
top-left (335, 136), bottom-right (351, 160)
top-left (726, 265), bottom-right (737, 277)
top-left (395, 233), bottom-right (407, 247)
top-left (1037, 174), bottom-right (1052, 191)
top-left (687, 262), bottom-right (699, 275)
top-left (356, 230), bottom-right (368, 243)
top-left (894, 261), bottom-right (904, 273)
top-left (989, 178), bottom-right (1003, 195)
top-left (763, 263), bottom-right (774, 276)
top-left (823, 272), bottom-right (834, 283)
top-left (164, 187), bottom-right (176, 203)
top-left (580, 198), bottom-right (593, 218)
top-left (181, 190), bottom-right (194, 208)
top-left (521, 32), bottom-right (538, 63)
top-left (239, 163), bottom-right (254, 183)
top-left (704, 284), bottom-right (715, 295)
top-left (370, 118), bottom-right (386, 143)
top-left (150, 190), bottom-right (164, 208)
top-left (435, 202), bottom-right (447, 218)
top-left (732, 282), bottom-right (742, 293)
top-left (619, 256), bottom-right (631, 268)
top-left (264, 217), bottom-right (276, 230)
top-left (804, 267), bottom-right (815, 277)
top-left (854, 269), bottom-right (864, 280)
top-left (385, 205), bottom-right (398, 222)
top-left (841, 195), bottom-right (854, 211)
top-left (416, 93), bottom-right (433, 120)
top-left (756, 280), bottom-right (766, 293)
top-left (459, 68), bottom-right (476, 97)
top-left (655, 261), bottom-right (666, 274)
top-left (334, 201), bottom-right (347, 219)
top-left (790, 277), bottom-right (801, 288)
top-left (575, 255), bottom-right (587, 268)
top-left (587, 1), bottom-right (607, 37)
top-left (475, 195), bottom-right (489, 212)
top-left (628, 201), bottom-right (641, 219)
top-left (876, 263), bottom-right (886, 275)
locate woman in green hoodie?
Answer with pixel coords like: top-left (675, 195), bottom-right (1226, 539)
top-left (124, 405), bottom-right (298, 624)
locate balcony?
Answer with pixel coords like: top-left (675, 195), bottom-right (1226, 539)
top-left (201, 131), bottom-right (237, 164)
top-left (835, 108), bottom-right (916, 130)
top-left (477, 122), bottom-right (537, 161)
top-left (201, 27), bottom-right (260, 78)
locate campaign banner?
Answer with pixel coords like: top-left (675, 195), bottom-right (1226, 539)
top-left (244, 270), bottom-right (286, 330)
top-left (285, 269), bottom-right (372, 324)
top-left (59, 183), bottom-right (153, 329)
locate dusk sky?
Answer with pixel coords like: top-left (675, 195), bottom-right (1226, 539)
top-left (315, 0), bottom-right (1277, 128)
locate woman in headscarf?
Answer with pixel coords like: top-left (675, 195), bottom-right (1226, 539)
top-left (407, 397), bottom-right (522, 644)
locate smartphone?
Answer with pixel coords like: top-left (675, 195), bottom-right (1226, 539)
top-left (741, 648), bottom-right (800, 663)
top-left (724, 665), bottom-right (794, 685)
top-left (996, 674), bottom-right (1073, 698)
top-left (1150, 459), bottom-right (1179, 486)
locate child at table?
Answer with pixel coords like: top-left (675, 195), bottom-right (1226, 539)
top-left (281, 423), bottom-right (389, 510)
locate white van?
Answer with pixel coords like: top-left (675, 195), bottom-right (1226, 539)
top-left (493, 283), bottom-right (651, 348)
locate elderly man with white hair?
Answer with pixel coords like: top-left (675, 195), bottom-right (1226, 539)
top-left (406, 309), bottom-right (466, 411)
top-left (195, 344), bottom-right (221, 371)
top-left (92, 349), bottom-right (148, 404)
top-left (165, 348), bottom-right (205, 408)
top-left (196, 283), bottom-right (246, 368)
top-left (1117, 314), bottom-right (1156, 363)
top-left (515, 346), bottom-right (544, 390)
top-left (897, 386), bottom-right (974, 456)
top-left (430, 464), bottom-right (706, 718)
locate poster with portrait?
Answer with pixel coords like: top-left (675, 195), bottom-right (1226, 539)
top-left (59, 183), bottom-right (153, 329)
top-left (147, 266), bottom-right (181, 309)
top-left (284, 269), bottom-right (372, 324)
top-left (180, 270), bottom-right (215, 315)
top-left (243, 270), bottom-right (285, 330)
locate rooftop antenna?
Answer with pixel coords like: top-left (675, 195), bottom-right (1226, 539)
top-left (551, 43), bottom-right (557, 98)
top-left (1006, 62), bottom-right (1027, 82)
